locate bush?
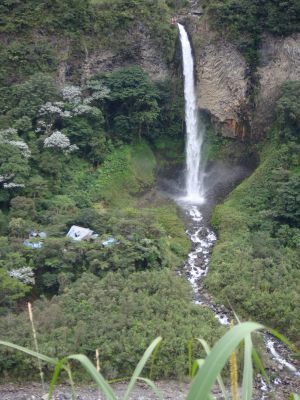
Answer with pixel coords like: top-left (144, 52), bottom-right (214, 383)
top-left (206, 142), bottom-right (300, 346)
top-left (0, 270), bottom-right (224, 379)
top-left (276, 81), bottom-right (300, 142)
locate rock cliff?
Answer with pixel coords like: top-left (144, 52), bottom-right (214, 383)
top-left (55, 24), bottom-right (169, 86)
top-left (186, 17), bottom-right (300, 138)
top-left (253, 33), bottom-right (300, 135)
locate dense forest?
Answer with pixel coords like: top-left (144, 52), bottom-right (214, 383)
top-left (0, 0), bottom-right (299, 389)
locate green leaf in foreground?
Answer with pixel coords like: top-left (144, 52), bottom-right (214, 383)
top-left (267, 328), bottom-right (300, 357)
top-left (0, 341), bottom-right (58, 365)
top-left (48, 358), bottom-right (68, 400)
top-left (196, 338), bottom-right (228, 400)
top-left (67, 354), bottom-right (116, 400)
top-left (187, 322), bottom-right (263, 400)
top-left (123, 337), bottom-right (162, 400)
top-left (242, 334), bottom-right (253, 400)
top-left (290, 394), bottom-right (300, 400)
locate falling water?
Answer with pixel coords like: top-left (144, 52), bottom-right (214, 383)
top-left (178, 23), bottom-right (205, 203)
top-left (177, 23), bottom-right (299, 394)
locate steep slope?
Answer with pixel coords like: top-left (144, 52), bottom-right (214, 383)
top-left (184, 1), bottom-right (300, 139)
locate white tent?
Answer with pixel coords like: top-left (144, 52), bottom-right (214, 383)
top-left (67, 225), bottom-right (94, 241)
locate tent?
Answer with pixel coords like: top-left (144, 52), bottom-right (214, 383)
top-left (67, 225), bottom-right (94, 241)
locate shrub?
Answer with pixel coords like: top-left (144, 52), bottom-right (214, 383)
top-left (0, 270), bottom-right (224, 379)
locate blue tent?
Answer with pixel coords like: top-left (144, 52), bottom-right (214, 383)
top-left (23, 240), bottom-right (43, 249)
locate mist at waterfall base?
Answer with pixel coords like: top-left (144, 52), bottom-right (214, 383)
top-left (159, 23), bottom-right (300, 379)
top-left (156, 24), bottom-right (251, 212)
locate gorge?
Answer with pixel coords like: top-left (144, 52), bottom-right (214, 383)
top-left (0, 1), bottom-right (299, 398)
top-left (177, 20), bottom-right (300, 397)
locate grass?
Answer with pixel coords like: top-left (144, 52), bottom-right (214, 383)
top-left (90, 141), bottom-right (156, 206)
top-left (0, 321), bottom-right (299, 399)
top-left (206, 142), bottom-right (300, 345)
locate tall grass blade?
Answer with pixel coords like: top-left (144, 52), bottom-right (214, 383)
top-left (252, 347), bottom-right (270, 385)
top-left (64, 364), bottom-right (76, 400)
top-left (67, 354), bottom-right (116, 400)
top-left (230, 321), bottom-right (239, 400)
top-left (191, 359), bottom-right (202, 378)
top-left (242, 334), bottom-right (253, 400)
top-left (290, 394), bottom-right (299, 400)
top-left (267, 328), bottom-right (300, 356)
top-left (137, 377), bottom-right (164, 400)
top-left (197, 339), bottom-right (228, 400)
top-left (48, 357), bottom-right (68, 400)
top-left (187, 322), bottom-right (263, 400)
top-left (0, 340), bottom-right (58, 365)
top-left (188, 339), bottom-right (193, 378)
top-left (230, 348), bottom-right (238, 400)
top-left (149, 339), bottom-right (161, 380)
top-left (123, 336), bottom-right (162, 400)
top-left (28, 303), bottom-right (45, 393)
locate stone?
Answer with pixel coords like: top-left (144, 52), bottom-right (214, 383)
top-left (186, 19), bottom-right (300, 139)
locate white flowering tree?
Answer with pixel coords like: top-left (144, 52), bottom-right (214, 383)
top-left (8, 267), bottom-right (35, 285)
top-left (61, 85), bottom-right (82, 104)
top-left (84, 80), bottom-right (110, 104)
top-left (36, 82), bottom-right (108, 162)
top-left (0, 129), bottom-right (31, 195)
top-left (0, 267), bottom-right (31, 312)
top-left (43, 130), bottom-right (78, 153)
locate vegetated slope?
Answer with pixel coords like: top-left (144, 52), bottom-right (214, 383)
top-left (201, 0), bottom-right (300, 67)
top-left (0, 0), bottom-right (225, 381)
top-left (0, 270), bottom-right (224, 380)
top-left (205, 82), bottom-right (300, 347)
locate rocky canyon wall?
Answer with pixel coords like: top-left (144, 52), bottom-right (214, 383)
top-left (186, 17), bottom-right (300, 139)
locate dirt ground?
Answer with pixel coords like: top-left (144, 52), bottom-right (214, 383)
top-left (0, 381), bottom-right (189, 400)
top-left (0, 378), bottom-right (299, 400)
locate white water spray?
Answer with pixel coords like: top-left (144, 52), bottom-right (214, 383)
top-left (178, 23), bottom-right (205, 203)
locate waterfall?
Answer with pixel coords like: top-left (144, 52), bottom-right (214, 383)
top-left (178, 23), bottom-right (205, 204)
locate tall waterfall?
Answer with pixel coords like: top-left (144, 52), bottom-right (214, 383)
top-left (178, 23), bottom-right (205, 204)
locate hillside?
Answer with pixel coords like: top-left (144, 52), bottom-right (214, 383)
top-left (0, 0), bottom-right (299, 396)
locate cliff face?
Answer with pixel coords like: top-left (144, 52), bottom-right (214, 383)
top-left (55, 24), bottom-right (169, 86)
top-left (187, 18), bottom-right (300, 138)
top-left (196, 40), bottom-right (248, 138)
top-left (253, 33), bottom-right (300, 135)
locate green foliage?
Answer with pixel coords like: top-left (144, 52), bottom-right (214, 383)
top-left (0, 142), bottom-right (30, 204)
top-left (91, 0), bottom-right (176, 61)
top-left (5, 73), bottom-right (58, 121)
top-left (62, 115), bottom-right (107, 164)
top-left (206, 141), bottom-right (300, 346)
top-left (0, 39), bottom-right (57, 85)
top-left (166, 0), bottom-right (189, 9)
top-left (203, 125), bottom-right (252, 164)
top-left (205, 0), bottom-right (300, 66)
top-left (90, 67), bottom-right (160, 141)
top-left (1, 322), bottom-right (298, 399)
top-left (91, 141), bottom-right (156, 204)
top-left (275, 81), bottom-right (300, 142)
top-left (0, 0), bottom-right (176, 62)
top-left (0, 270), bottom-right (224, 379)
top-left (0, 267), bottom-right (30, 314)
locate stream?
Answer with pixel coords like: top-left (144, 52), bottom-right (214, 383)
top-left (178, 200), bottom-right (300, 398)
top-left (176, 20), bottom-right (299, 398)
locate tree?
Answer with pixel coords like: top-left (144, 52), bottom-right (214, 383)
top-left (276, 81), bottom-right (300, 142)
top-left (0, 268), bottom-right (30, 314)
top-left (10, 73), bottom-right (58, 121)
top-left (8, 218), bottom-right (28, 238)
top-left (10, 196), bottom-right (36, 219)
top-left (93, 67), bottom-right (160, 141)
top-left (0, 142), bottom-right (30, 202)
top-left (273, 175), bottom-right (300, 226)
